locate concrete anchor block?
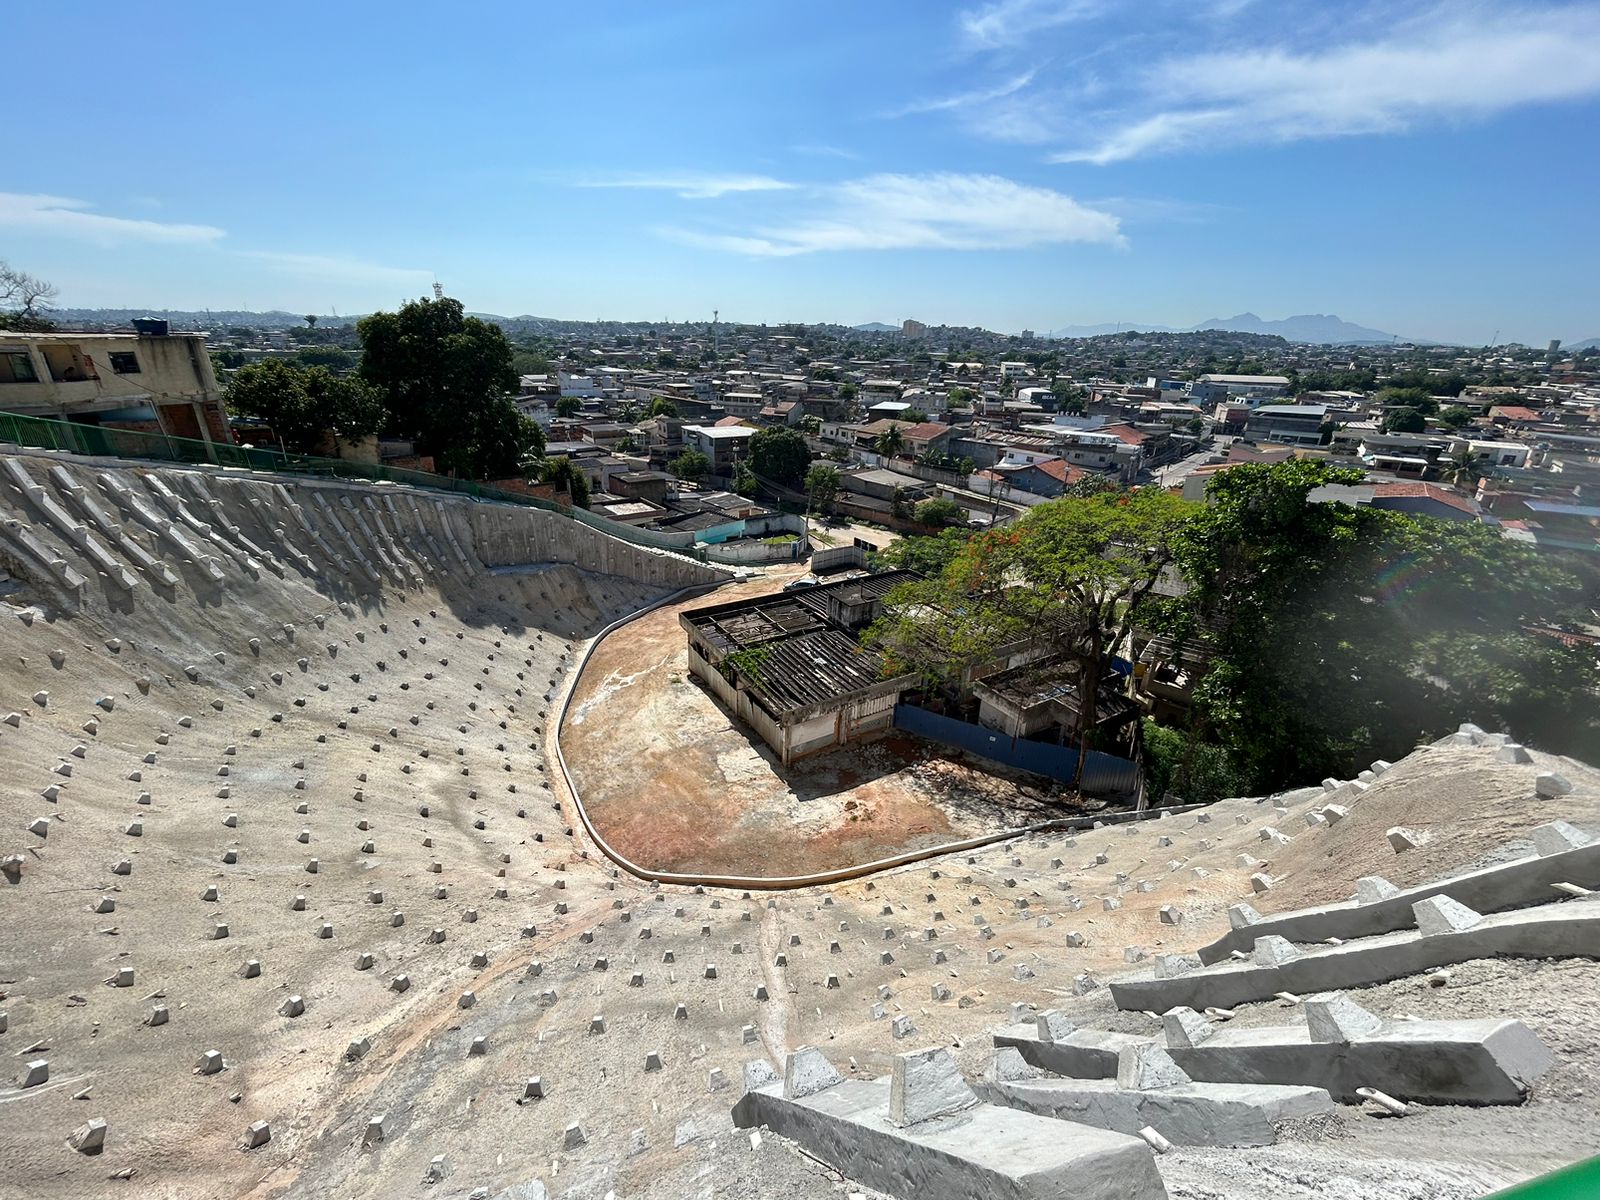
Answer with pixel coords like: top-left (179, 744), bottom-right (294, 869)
top-left (147, 1005), bottom-right (169, 1027)
top-left (1413, 895), bottom-right (1483, 936)
top-left (195, 1051), bottom-right (224, 1076)
top-left (522, 1077), bottom-right (545, 1100)
top-left (1498, 744), bottom-right (1533, 764)
top-left (468, 1036), bottom-right (487, 1056)
top-left (1536, 774), bottom-right (1575, 799)
top-left (888, 1046), bottom-right (978, 1128)
top-left (1116, 1043), bottom-right (1192, 1090)
top-left (645, 1050), bottom-right (664, 1072)
top-left (1036, 1011), bottom-right (1075, 1042)
top-left (1252, 936), bottom-right (1301, 967)
top-left (562, 1123), bottom-right (586, 1149)
top-left (1387, 827), bottom-right (1428, 853)
top-left (1159, 905), bottom-right (1183, 925)
top-left (1305, 992), bottom-right (1384, 1043)
top-left (1228, 903), bottom-right (1262, 930)
top-left (784, 1047), bottom-right (843, 1099)
top-left (1249, 874), bottom-right (1273, 894)
top-left (21, 1059), bottom-right (49, 1087)
top-left (1531, 821), bottom-right (1593, 856)
top-left (1356, 876), bottom-right (1401, 903)
top-left (280, 995), bottom-right (305, 1017)
top-left (244, 1121), bottom-right (271, 1149)
top-left (69, 1118), bottom-right (108, 1154)
top-left (1162, 1006), bottom-right (1216, 1049)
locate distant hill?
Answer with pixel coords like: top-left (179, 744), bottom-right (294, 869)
top-left (852, 322), bottom-right (898, 332)
top-left (1192, 312), bottom-right (1399, 344)
top-left (1047, 312), bottom-right (1406, 345)
top-left (1567, 337), bottom-right (1600, 351)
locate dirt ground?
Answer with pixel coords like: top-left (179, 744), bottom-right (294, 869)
top-left (561, 566), bottom-right (1097, 877)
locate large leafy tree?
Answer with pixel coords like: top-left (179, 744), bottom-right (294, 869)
top-left (748, 426), bottom-right (812, 487)
top-left (358, 295), bottom-right (537, 478)
top-left (1169, 460), bottom-right (1598, 790)
top-left (226, 359), bottom-right (384, 454)
top-left (872, 487), bottom-right (1195, 781)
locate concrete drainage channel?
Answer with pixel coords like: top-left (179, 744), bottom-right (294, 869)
top-left (548, 578), bottom-right (1204, 893)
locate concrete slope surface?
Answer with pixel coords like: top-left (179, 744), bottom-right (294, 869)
top-left (0, 447), bottom-right (1596, 1200)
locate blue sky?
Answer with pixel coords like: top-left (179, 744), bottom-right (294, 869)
top-left (7, 1), bottom-right (1600, 343)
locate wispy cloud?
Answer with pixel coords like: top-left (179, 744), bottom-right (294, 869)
top-left (1056, 6), bottom-right (1600, 163)
top-left (0, 193), bottom-right (224, 245)
top-left (790, 143), bottom-right (861, 160)
top-left (661, 172), bottom-right (1123, 256)
top-left (959, 0), bottom-right (1104, 49)
top-left (887, 67), bottom-right (1041, 117)
top-left (571, 172), bottom-right (795, 199)
top-left (238, 251), bottom-right (433, 287)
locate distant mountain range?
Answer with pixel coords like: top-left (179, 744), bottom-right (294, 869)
top-left (851, 322), bottom-right (899, 332)
top-left (1567, 337), bottom-right (1600, 351)
top-left (1046, 312), bottom-right (1406, 345)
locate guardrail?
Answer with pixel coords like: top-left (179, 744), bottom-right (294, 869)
top-left (0, 410), bottom-right (711, 562)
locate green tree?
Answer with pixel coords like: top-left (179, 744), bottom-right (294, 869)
top-left (748, 426), bottom-right (812, 487)
top-left (836, 382), bottom-right (858, 401)
top-left (874, 424), bottom-right (906, 459)
top-left (1168, 460), bottom-right (1598, 790)
top-left (555, 396), bottom-right (583, 418)
top-left (225, 359), bottom-right (385, 454)
top-left (304, 314), bottom-right (318, 329)
top-left (731, 462), bottom-right (758, 496)
top-left (805, 463), bottom-right (840, 513)
top-left (294, 345), bottom-right (352, 372)
top-left (947, 387), bottom-right (973, 409)
top-left (670, 450), bottom-right (711, 482)
top-left (1439, 445), bottom-right (1484, 488)
top-left (357, 295), bottom-right (534, 478)
top-left (538, 456), bottom-right (590, 507)
top-left (869, 528), bottom-right (974, 575)
top-left (645, 397), bottom-right (678, 418)
top-left (1382, 407), bottom-right (1426, 434)
top-left (1437, 405), bottom-right (1473, 430)
top-left (511, 349), bottom-right (550, 377)
top-left (1051, 378), bottom-right (1087, 414)
top-left (873, 488), bottom-right (1196, 781)
top-left (914, 497), bottom-right (965, 527)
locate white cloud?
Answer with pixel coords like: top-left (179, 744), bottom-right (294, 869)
top-left (239, 251), bottom-right (434, 287)
top-left (790, 143), bottom-right (862, 160)
top-left (572, 172), bottom-right (795, 199)
top-left (887, 67), bottom-right (1040, 117)
top-left (1056, 6), bottom-right (1600, 162)
top-left (0, 193), bottom-right (224, 245)
top-left (662, 172), bottom-right (1123, 256)
top-left (959, 0), bottom-right (1104, 49)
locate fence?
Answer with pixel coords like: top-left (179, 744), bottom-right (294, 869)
top-left (893, 703), bottom-right (1141, 795)
top-left (0, 410), bottom-right (711, 562)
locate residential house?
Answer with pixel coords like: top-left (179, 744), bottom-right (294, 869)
top-left (0, 326), bottom-right (232, 446)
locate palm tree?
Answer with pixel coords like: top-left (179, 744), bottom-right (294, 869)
top-left (1440, 445), bottom-right (1484, 489)
top-left (875, 425), bottom-right (905, 459)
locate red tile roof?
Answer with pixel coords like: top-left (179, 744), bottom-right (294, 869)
top-left (1099, 423), bottom-right (1149, 446)
top-left (1369, 481), bottom-right (1478, 515)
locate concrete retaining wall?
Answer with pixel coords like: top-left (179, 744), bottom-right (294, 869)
top-left (735, 1078), bottom-right (1168, 1200)
top-left (1111, 904), bottom-right (1600, 1013)
top-left (1198, 842), bottom-right (1600, 964)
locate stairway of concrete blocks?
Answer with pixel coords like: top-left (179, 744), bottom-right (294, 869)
top-left (0, 445), bottom-right (1595, 1200)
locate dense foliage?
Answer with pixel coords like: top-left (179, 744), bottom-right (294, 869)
top-left (748, 426), bottom-right (811, 487)
top-left (358, 296), bottom-right (539, 479)
top-left (225, 359), bottom-right (384, 453)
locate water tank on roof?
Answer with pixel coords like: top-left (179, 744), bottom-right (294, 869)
top-left (132, 317), bottom-right (169, 336)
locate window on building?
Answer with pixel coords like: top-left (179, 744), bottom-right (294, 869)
top-left (0, 350), bottom-right (38, 383)
top-left (109, 351), bottom-right (141, 375)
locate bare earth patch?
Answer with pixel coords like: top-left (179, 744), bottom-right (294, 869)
top-left (561, 571), bottom-right (1086, 877)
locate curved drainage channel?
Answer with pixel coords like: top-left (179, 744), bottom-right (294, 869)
top-left (551, 577), bottom-right (1205, 892)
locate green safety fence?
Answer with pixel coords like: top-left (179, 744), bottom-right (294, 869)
top-left (0, 410), bottom-right (709, 562)
top-left (1482, 1156), bottom-right (1600, 1199)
